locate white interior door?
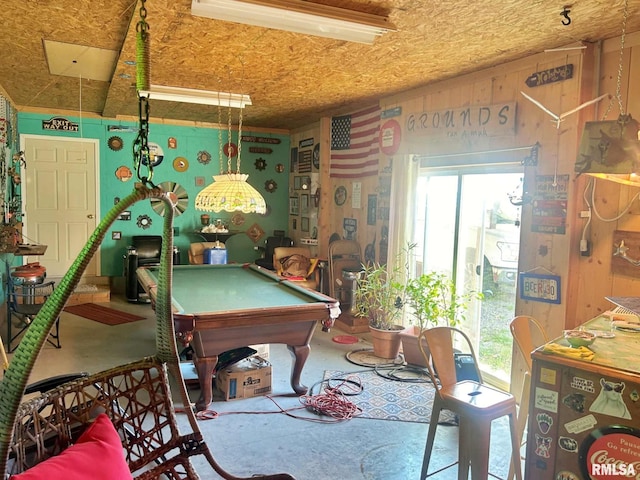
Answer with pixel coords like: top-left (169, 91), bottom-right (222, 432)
top-left (21, 135), bottom-right (99, 279)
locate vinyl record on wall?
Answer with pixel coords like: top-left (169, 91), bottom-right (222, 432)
top-left (143, 142), bottom-right (164, 167)
top-left (150, 181), bottom-right (188, 216)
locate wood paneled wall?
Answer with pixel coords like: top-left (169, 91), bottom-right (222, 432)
top-left (299, 33), bottom-right (640, 342)
top-left (298, 33), bottom-right (640, 394)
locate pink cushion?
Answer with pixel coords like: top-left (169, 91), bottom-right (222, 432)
top-left (13, 413), bottom-right (132, 479)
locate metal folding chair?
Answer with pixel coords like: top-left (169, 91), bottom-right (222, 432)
top-left (6, 268), bottom-right (59, 353)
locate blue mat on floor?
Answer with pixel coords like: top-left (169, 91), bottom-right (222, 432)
top-left (323, 369), bottom-right (457, 425)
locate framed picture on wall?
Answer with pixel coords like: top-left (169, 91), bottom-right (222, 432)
top-left (301, 217), bottom-right (309, 232)
top-left (367, 195), bottom-right (377, 225)
top-left (294, 176), bottom-right (311, 190)
top-left (289, 196), bottom-right (299, 216)
top-left (300, 194), bottom-right (309, 214)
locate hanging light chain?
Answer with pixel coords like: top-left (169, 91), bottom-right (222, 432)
top-left (237, 96), bottom-right (243, 174)
top-left (226, 89), bottom-right (233, 174)
top-left (133, 96), bottom-right (153, 186)
top-left (133, 0), bottom-right (153, 187)
top-left (217, 83), bottom-right (223, 174)
top-left (236, 57), bottom-right (246, 174)
top-left (137, 0), bottom-right (149, 38)
top-left (603, 0), bottom-right (628, 119)
top-left (615, 0), bottom-right (629, 116)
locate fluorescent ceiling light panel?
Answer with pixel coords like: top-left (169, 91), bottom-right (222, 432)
top-left (191, 0), bottom-right (395, 44)
top-left (138, 85), bottom-right (252, 108)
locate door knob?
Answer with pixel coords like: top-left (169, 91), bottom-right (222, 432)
top-left (87, 214), bottom-right (94, 219)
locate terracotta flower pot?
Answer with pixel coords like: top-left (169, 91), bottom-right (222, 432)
top-left (399, 326), bottom-right (429, 367)
top-left (369, 325), bottom-right (405, 359)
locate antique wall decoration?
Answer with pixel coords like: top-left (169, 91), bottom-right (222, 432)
top-left (173, 156), bottom-right (189, 172)
top-left (264, 179), bottom-right (277, 193)
top-left (144, 142), bottom-right (164, 167)
top-left (136, 214), bottom-right (152, 229)
top-left (231, 212), bottom-right (245, 226)
top-left (249, 146), bottom-right (272, 154)
top-left (115, 165), bottom-right (133, 182)
top-left (108, 136), bottom-right (124, 151)
top-left (246, 223), bottom-right (265, 243)
top-left (150, 181), bottom-right (188, 216)
top-left (334, 186), bottom-right (347, 206)
top-left (254, 157), bottom-right (267, 170)
top-left (197, 150), bottom-right (212, 165)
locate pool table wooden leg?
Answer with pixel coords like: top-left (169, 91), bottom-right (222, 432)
top-left (287, 344), bottom-right (309, 395)
top-left (194, 354), bottom-right (217, 411)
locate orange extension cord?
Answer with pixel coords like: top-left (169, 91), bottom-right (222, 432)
top-left (187, 374), bottom-right (364, 423)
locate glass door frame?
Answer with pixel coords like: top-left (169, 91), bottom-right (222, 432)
top-left (414, 160), bottom-right (524, 389)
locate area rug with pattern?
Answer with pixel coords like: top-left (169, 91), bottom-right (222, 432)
top-left (323, 368), bottom-right (457, 425)
top-left (63, 303), bottom-right (146, 326)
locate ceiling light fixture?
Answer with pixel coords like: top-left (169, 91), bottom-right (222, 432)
top-left (191, 0), bottom-right (395, 44)
top-left (138, 84), bottom-right (252, 108)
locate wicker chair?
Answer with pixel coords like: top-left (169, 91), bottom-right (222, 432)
top-left (0, 186), bottom-right (294, 480)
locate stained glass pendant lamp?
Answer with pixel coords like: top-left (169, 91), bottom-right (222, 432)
top-left (195, 95), bottom-right (266, 214)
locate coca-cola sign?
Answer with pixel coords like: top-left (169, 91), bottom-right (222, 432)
top-left (580, 426), bottom-right (640, 479)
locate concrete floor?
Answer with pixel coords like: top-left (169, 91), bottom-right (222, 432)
top-left (15, 294), bottom-right (521, 480)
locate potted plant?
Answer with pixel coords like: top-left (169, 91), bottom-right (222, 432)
top-left (354, 257), bottom-right (408, 359)
top-left (400, 271), bottom-right (480, 366)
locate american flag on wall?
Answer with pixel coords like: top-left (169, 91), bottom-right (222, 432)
top-left (330, 105), bottom-right (381, 178)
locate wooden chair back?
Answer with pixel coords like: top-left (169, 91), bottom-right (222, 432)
top-left (418, 326), bottom-right (482, 389)
top-left (507, 315), bottom-right (547, 480)
top-left (509, 315), bottom-right (548, 371)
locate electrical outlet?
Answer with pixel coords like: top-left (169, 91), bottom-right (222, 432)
top-left (580, 210), bottom-right (591, 218)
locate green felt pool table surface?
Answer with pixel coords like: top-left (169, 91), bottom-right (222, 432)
top-left (143, 263), bottom-right (331, 315)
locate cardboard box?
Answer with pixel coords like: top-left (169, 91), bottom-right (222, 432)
top-left (215, 356), bottom-right (272, 401)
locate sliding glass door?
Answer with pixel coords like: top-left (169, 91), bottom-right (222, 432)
top-left (413, 169), bottom-right (522, 385)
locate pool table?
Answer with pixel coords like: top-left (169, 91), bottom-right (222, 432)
top-left (137, 263), bottom-right (341, 411)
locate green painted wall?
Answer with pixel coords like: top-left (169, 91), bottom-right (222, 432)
top-left (17, 113), bottom-right (290, 276)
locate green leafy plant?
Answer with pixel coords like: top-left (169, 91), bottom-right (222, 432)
top-left (404, 271), bottom-right (481, 332)
top-left (355, 243), bottom-right (482, 332)
top-left (353, 260), bottom-right (407, 330)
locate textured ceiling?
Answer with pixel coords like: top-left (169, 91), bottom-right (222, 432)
top-left (1, 0), bottom-right (637, 130)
